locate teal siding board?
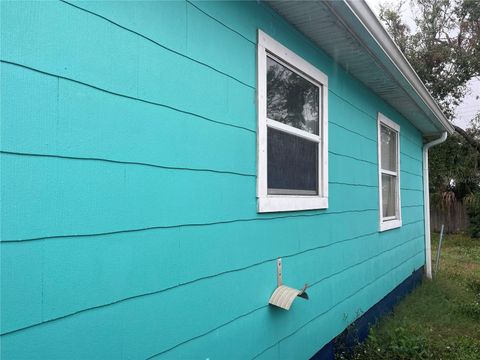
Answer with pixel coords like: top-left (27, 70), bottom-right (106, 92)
top-left (1, 63), bottom-right (257, 176)
top-left (2, 153), bottom-right (386, 241)
top-left (0, 1), bottom-right (426, 359)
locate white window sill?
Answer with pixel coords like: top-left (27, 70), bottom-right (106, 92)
top-left (258, 196), bottom-right (328, 213)
top-left (379, 219), bottom-right (402, 232)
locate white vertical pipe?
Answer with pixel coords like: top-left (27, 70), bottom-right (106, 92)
top-left (423, 132), bottom-right (447, 279)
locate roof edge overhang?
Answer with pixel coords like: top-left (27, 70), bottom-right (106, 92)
top-left (340, 0), bottom-right (454, 135)
top-left (266, 0), bottom-right (455, 137)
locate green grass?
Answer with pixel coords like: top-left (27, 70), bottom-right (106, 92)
top-left (340, 233), bottom-right (480, 360)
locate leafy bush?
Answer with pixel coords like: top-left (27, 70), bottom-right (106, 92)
top-left (342, 323), bottom-right (480, 360)
top-left (340, 326), bottom-right (432, 360)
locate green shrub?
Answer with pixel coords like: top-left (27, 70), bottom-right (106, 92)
top-left (344, 326), bottom-right (433, 360)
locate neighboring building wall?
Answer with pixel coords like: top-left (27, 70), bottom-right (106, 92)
top-left (0, 1), bottom-right (425, 359)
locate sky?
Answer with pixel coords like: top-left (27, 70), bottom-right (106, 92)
top-left (365, 0), bottom-right (480, 129)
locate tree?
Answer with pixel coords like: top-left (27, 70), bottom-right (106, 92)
top-left (380, 0), bottom-right (480, 119)
top-left (379, 0), bottom-right (480, 185)
top-left (379, 0), bottom-right (480, 234)
top-left (428, 126), bottom-right (479, 202)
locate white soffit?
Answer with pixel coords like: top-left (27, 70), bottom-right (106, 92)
top-left (265, 0), bottom-right (454, 136)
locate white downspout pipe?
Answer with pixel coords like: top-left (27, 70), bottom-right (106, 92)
top-left (423, 131), bottom-right (448, 279)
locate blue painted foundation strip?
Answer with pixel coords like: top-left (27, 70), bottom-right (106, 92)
top-left (312, 266), bottom-right (424, 359)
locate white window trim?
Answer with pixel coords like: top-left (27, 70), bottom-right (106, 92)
top-left (257, 30), bottom-right (328, 213)
top-left (378, 113), bottom-right (402, 231)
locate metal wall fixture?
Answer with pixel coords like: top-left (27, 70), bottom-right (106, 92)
top-left (268, 258), bottom-right (309, 310)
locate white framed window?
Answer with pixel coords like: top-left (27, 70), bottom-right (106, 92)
top-left (378, 113), bottom-right (402, 231)
top-left (256, 30), bottom-right (328, 213)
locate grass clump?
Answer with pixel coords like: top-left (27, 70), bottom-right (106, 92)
top-left (340, 233), bottom-right (480, 360)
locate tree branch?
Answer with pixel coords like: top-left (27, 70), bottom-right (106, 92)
top-left (454, 125), bottom-right (480, 153)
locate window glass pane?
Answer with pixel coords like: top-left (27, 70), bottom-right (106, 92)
top-left (267, 57), bottom-right (320, 135)
top-left (382, 174), bottom-right (397, 218)
top-left (267, 128), bottom-right (318, 194)
top-left (380, 125), bottom-right (397, 172)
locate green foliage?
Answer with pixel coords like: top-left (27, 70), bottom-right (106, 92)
top-left (352, 326), bottom-right (433, 360)
top-left (380, 0), bottom-right (480, 219)
top-left (341, 233), bottom-right (480, 360)
top-left (429, 133), bottom-right (479, 203)
top-left (379, 0), bottom-right (480, 118)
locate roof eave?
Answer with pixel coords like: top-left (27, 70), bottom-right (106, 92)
top-left (265, 0), bottom-right (454, 136)
top-left (343, 0), bottom-right (454, 135)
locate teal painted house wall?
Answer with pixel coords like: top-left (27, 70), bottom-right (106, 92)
top-left (0, 1), bottom-right (425, 359)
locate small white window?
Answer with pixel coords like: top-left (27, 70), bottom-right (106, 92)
top-left (378, 113), bottom-right (402, 231)
top-left (257, 30), bottom-right (328, 213)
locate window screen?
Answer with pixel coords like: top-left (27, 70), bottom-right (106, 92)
top-left (267, 128), bottom-right (318, 194)
top-left (266, 56), bottom-right (321, 195)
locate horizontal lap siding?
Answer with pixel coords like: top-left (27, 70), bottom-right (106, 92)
top-left (0, 1), bottom-right (426, 359)
top-left (2, 235), bottom-right (424, 359)
top-left (1, 63), bottom-right (256, 175)
top-left (2, 153), bottom-right (381, 241)
top-left (160, 252), bottom-right (425, 360)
